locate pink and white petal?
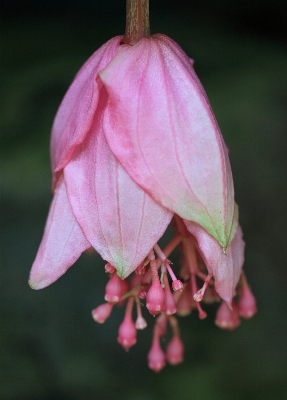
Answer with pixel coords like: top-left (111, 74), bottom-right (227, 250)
top-left (185, 220), bottom-right (245, 305)
top-left (51, 36), bottom-right (122, 186)
top-left (29, 176), bottom-right (91, 290)
top-left (100, 36), bottom-right (234, 250)
top-left (156, 34), bottom-right (209, 103)
top-left (64, 88), bottom-right (173, 279)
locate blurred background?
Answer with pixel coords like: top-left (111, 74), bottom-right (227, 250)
top-left (1, 0), bottom-right (287, 399)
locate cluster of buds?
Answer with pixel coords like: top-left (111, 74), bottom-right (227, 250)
top-left (92, 216), bottom-right (256, 372)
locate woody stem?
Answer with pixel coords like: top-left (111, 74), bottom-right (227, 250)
top-left (124, 0), bottom-right (150, 45)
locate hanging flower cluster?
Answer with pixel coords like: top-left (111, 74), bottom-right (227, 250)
top-left (29, 1), bottom-right (256, 372)
top-left (91, 215), bottom-right (256, 372)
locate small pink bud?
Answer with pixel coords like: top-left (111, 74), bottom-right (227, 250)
top-left (155, 314), bottom-right (167, 337)
top-left (164, 284), bottom-right (177, 315)
top-left (176, 288), bottom-right (193, 316)
top-left (215, 301), bottom-right (241, 330)
top-left (105, 262), bottom-right (116, 274)
top-left (238, 285), bottom-right (257, 319)
top-left (135, 315), bottom-right (147, 330)
top-left (91, 302), bottom-right (114, 323)
top-left (117, 278), bottom-right (130, 306)
top-left (147, 339), bottom-right (166, 373)
top-left (104, 273), bottom-right (123, 303)
top-left (172, 279), bottom-right (183, 292)
top-left (117, 315), bottom-right (137, 350)
top-left (166, 336), bottom-right (184, 365)
top-left (146, 280), bottom-right (165, 316)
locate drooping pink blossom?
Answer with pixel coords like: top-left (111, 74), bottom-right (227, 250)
top-left (29, 30), bottom-right (255, 372)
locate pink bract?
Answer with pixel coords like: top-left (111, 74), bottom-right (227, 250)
top-left (100, 34), bottom-right (236, 250)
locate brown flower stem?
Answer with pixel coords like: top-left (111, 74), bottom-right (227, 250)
top-left (124, 0), bottom-right (150, 45)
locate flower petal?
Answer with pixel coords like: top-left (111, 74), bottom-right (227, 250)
top-left (64, 88), bottom-right (173, 279)
top-left (100, 34), bottom-right (235, 250)
top-left (185, 219), bottom-right (245, 305)
top-left (29, 176), bottom-right (91, 290)
top-left (51, 36), bottom-right (122, 187)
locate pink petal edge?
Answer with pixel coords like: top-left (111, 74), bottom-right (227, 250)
top-left (51, 36), bottom-right (122, 188)
top-left (29, 176), bottom-right (91, 290)
top-left (184, 219), bottom-right (245, 305)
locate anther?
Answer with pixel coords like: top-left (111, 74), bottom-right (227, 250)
top-left (193, 272), bottom-right (213, 302)
top-left (191, 272), bottom-right (207, 319)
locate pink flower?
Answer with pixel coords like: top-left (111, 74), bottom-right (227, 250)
top-left (29, 34), bottom-right (240, 301)
top-left (29, 32), bottom-right (256, 371)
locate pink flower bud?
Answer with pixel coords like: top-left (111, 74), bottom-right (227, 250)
top-left (164, 283), bottom-right (177, 315)
top-left (238, 285), bottom-right (257, 319)
top-left (135, 315), bottom-right (147, 330)
top-left (176, 287), bottom-right (193, 317)
top-left (166, 336), bottom-right (184, 365)
top-left (105, 262), bottom-right (116, 274)
top-left (172, 279), bottom-right (183, 292)
top-left (104, 273), bottom-right (123, 303)
top-left (215, 301), bottom-right (241, 330)
top-left (147, 338), bottom-right (166, 373)
top-left (91, 302), bottom-right (114, 323)
top-left (146, 280), bottom-right (165, 316)
top-left (117, 315), bottom-right (137, 350)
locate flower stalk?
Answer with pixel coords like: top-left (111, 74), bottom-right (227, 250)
top-left (124, 0), bottom-right (150, 45)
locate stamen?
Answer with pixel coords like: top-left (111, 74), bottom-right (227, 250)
top-left (165, 262), bottom-right (183, 292)
top-left (193, 272), bottom-right (213, 302)
top-left (182, 236), bottom-right (198, 274)
top-left (154, 243), bottom-right (183, 292)
top-left (163, 234), bottom-right (183, 255)
top-left (153, 243), bottom-right (167, 262)
top-left (191, 272), bottom-right (207, 319)
top-left (135, 261), bottom-right (146, 275)
top-left (135, 297), bottom-right (147, 329)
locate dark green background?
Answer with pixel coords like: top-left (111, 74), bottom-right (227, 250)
top-left (1, 1), bottom-right (287, 399)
